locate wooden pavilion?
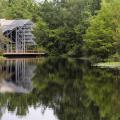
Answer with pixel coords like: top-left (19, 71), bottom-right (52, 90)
top-left (0, 19), bottom-right (36, 53)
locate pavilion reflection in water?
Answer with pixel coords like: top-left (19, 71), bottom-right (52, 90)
top-left (0, 59), bottom-right (36, 93)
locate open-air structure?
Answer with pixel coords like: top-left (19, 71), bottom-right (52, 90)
top-left (0, 19), bottom-right (36, 53)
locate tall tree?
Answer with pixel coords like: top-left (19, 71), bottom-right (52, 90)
top-left (84, 0), bottom-right (120, 60)
top-left (34, 0), bottom-right (101, 56)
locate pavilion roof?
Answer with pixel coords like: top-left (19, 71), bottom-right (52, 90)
top-left (0, 19), bottom-right (33, 33)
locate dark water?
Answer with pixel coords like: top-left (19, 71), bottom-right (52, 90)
top-left (0, 57), bottom-right (119, 120)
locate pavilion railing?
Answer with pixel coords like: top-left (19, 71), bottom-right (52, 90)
top-left (0, 50), bottom-right (44, 54)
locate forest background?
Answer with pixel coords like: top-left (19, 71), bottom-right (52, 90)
top-left (0, 0), bottom-right (120, 61)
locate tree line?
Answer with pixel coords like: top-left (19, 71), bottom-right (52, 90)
top-left (0, 0), bottom-right (119, 61)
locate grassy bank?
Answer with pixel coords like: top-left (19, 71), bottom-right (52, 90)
top-left (94, 62), bottom-right (120, 69)
top-left (0, 54), bottom-right (5, 59)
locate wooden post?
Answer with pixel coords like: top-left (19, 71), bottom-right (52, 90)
top-left (24, 28), bottom-right (26, 53)
top-left (16, 28), bottom-right (18, 53)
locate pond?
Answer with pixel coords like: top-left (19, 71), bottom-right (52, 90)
top-left (0, 57), bottom-right (119, 120)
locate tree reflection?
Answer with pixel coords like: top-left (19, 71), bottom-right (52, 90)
top-left (33, 57), bottom-right (100, 120)
top-left (84, 67), bottom-right (120, 120)
top-left (0, 57), bottom-right (119, 120)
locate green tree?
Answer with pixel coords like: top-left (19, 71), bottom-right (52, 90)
top-left (34, 0), bottom-right (100, 56)
top-left (0, 0), bottom-right (39, 22)
top-left (0, 29), bottom-right (10, 46)
top-left (84, 0), bottom-right (120, 60)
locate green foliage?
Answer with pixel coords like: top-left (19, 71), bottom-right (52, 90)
top-left (0, 30), bottom-right (10, 44)
top-left (0, 0), bottom-right (8, 17)
top-left (84, 0), bottom-right (120, 59)
top-left (34, 0), bottom-right (100, 56)
top-left (0, 0), bottom-right (40, 22)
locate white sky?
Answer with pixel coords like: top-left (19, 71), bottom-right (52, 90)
top-left (2, 107), bottom-right (58, 120)
top-left (35, 0), bottom-right (52, 2)
top-left (35, 0), bottom-right (43, 2)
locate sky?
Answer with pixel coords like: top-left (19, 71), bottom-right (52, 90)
top-left (2, 107), bottom-right (58, 120)
top-left (35, 0), bottom-right (52, 2)
top-left (35, 0), bottom-right (43, 2)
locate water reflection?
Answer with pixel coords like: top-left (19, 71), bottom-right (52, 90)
top-left (0, 59), bottom-right (36, 93)
top-left (2, 107), bottom-right (57, 120)
top-left (0, 57), bottom-right (119, 120)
